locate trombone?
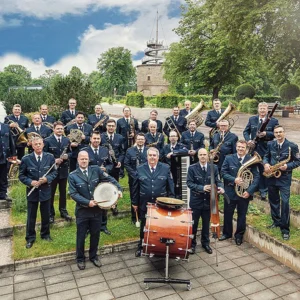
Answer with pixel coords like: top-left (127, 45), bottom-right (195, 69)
top-left (165, 117), bottom-right (182, 139)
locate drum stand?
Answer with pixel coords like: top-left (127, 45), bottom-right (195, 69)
top-left (144, 238), bottom-right (192, 291)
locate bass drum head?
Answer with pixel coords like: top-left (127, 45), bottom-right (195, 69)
top-left (93, 182), bottom-right (119, 209)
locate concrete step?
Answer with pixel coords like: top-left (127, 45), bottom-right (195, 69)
top-left (0, 200), bottom-right (9, 210)
top-left (0, 209), bottom-right (13, 238)
top-left (0, 237), bottom-right (14, 273)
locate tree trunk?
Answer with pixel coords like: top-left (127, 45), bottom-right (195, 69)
top-left (212, 87), bottom-right (219, 100)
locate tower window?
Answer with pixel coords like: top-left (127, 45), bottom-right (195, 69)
top-left (147, 76), bottom-right (151, 81)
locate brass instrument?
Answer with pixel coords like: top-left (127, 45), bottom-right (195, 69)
top-left (235, 152), bottom-right (262, 197)
top-left (147, 133), bottom-right (161, 147)
top-left (209, 102), bottom-right (238, 138)
top-left (165, 117), bottom-right (182, 139)
top-left (68, 129), bottom-right (83, 144)
top-left (27, 132), bottom-right (42, 143)
top-left (8, 156), bottom-right (20, 181)
top-left (64, 119), bottom-right (76, 128)
top-left (263, 147), bottom-right (291, 178)
top-left (7, 120), bottom-right (28, 145)
top-left (210, 132), bottom-right (226, 162)
top-left (185, 99), bottom-right (206, 127)
top-left (43, 122), bottom-right (54, 130)
top-left (93, 115), bottom-right (109, 132)
top-left (105, 134), bottom-right (118, 166)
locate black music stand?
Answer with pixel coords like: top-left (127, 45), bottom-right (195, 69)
top-left (143, 238), bottom-right (192, 291)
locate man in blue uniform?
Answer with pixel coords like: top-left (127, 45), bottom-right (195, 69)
top-left (163, 106), bottom-right (187, 138)
top-left (220, 140), bottom-right (259, 245)
top-left (82, 132), bottom-right (113, 234)
top-left (187, 148), bottom-right (224, 254)
top-left (87, 104), bottom-right (108, 133)
top-left (181, 119), bottom-right (205, 163)
top-left (179, 100), bottom-right (192, 117)
top-left (243, 102), bottom-right (279, 199)
top-left (0, 122), bottom-right (16, 200)
top-left (68, 151), bottom-right (122, 270)
top-left (141, 109), bottom-right (163, 133)
top-left (124, 133), bottom-right (148, 223)
top-left (209, 119), bottom-right (238, 171)
top-left (145, 121), bottom-right (164, 159)
top-left (205, 98), bottom-right (224, 131)
top-left (132, 147), bottom-right (175, 257)
top-left (60, 98), bottom-right (77, 126)
top-left (263, 125), bottom-right (300, 240)
top-left (19, 137), bottom-right (57, 249)
top-left (44, 121), bottom-right (71, 223)
top-left (5, 104), bottom-right (29, 159)
top-left (40, 104), bottom-right (56, 124)
top-left (66, 111), bottom-right (93, 172)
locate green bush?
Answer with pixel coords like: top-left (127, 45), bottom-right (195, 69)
top-left (279, 83), bottom-right (300, 103)
top-left (126, 92), bottom-right (144, 108)
top-left (156, 93), bottom-right (182, 108)
top-left (254, 95), bottom-right (281, 103)
top-left (235, 84), bottom-right (256, 101)
top-left (238, 98), bottom-right (258, 114)
top-left (222, 100), bottom-right (239, 110)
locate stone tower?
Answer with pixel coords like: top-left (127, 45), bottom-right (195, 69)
top-left (136, 12), bottom-right (169, 96)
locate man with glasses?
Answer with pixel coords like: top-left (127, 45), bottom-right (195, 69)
top-left (87, 104), bottom-right (108, 133)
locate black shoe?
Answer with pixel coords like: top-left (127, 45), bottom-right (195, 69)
top-left (235, 238), bottom-right (242, 246)
top-left (111, 207), bottom-right (119, 216)
top-left (190, 247), bottom-right (196, 255)
top-left (135, 249), bottom-right (142, 257)
top-left (102, 229), bottom-right (111, 235)
top-left (282, 233), bottom-right (290, 240)
top-left (49, 216), bottom-right (54, 224)
top-left (26, 241), bottom-right (34, 249)
top-left (4, 196), bottom-right (12, 202)
top-left (261, 196), bottom-right (266, 200)
top-left (42, 237), bottom-right (53, 242)
top-left (267, 223), bottom-right (279, 229)
top-left (90, 258), bottom-right (102, 268)
top-left (202, 245), bottom-right (213, 254)
top-left (77, 261), bottom-right (86, 270)
top-left (219, 235), bottom-right (230, 241)
top-left (60, 210), bottom-right (72, 221)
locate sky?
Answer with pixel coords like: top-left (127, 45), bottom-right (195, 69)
top-left (0, 0), bottom-right (184, 78)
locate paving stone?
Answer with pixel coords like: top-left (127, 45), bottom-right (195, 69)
top-left (117, 292), bottom-right (148, 300)
top-left (46, 280), bottom-right (77, 294)
top-left (262, 258), bottom-right (281, 267)
top-left (218, 267), bottom-right (246, 279)
top-left (107, 275), bottom-right (137, 289)
top-left (103, 267), bottom-right (132, 281)
top-left (79, 281), bottom-right (109, 296)
top-left (100, 261), bottom-right (127, 273)
top-left (14, 271), bottom-right (43, 283)
top-left (182, 258), bottom-right (207, 270)
top-left (129, 263), bottom-right (157, 275)
top-left (241, 261), bottom-right (266, 273)
top-left (237, 281), bottom-right (266, 295)
top-left (205, 280), bottom-right (234, 294)
top-left (247, 289), bottom-right (278, 300)
top-left (75, 274), bottom-right (105, 287)
top-left (250, 268), bottom-right (278, 280)
top-left (45, 272), bottom-right (74, 285)
top-left (43, 265), bottom-right (72, 277)
top-left (112, 282), bottom-right (142, 298)
top-left (0, 295), bottom-right (13, 300)
top-left (232, 255), bottom-right (257, 267)
top-left (217, 245), bottom-right (239, 255)
top-left (227, 274), bottom-right (256, 287)
top-left (100, 254), bottom-right (123, 265)
top-left (0, 276), bottom-right (13, 287)
top-left (134, 270), bottom-right (163, 283)
top-left (213, 287), bottom-right (244, 300)
top-left (165, 264), bottom-right (187, 275)
top-left (178, 286), bottom-right (210, 300)
top-left (260, 275), bottom-right (288, 288)
top-left (15, 287), bottom-right (46, 300)
top-left (197, 273), bottom-right (224, 286)
top-left (124, 257), bottom-right (149, 267)
top-left (211, 260), bottom-right (237, 272)
top-left (252, 252), bottom-right (271, 261)
top-left (144, 285), bottom-right (176, 300)
top-left (158, 294), bottom-right (182, 300)
top-left (224, 249), bottom-right (248, 260)
top-left (0, 285), bottom-right (13, 296)
top-left (72, 266), bottom-right (102, 279)
top-left (271, 264), bottom-right (291, 274)
top-left (271, 282), bottom-right (300, 297)
top-left (201, 254), bottom-right (228, 266)
top-left (81, 291), bottom-right (115, 300)
top-left (31, 297), bottom-right (48, 300)
top-left (47, 289), bottom-right (80, 300)
top-left (189, 265), bottom-right (215, 278)
top-left (282, 272), bottom-right (300, 280)
top-left (282, 291), bottom-right (300, 300)
top-left (15, 278), bottom-right (45, 293)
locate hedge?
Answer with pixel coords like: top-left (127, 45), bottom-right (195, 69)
top-left (238, 98), bottom-right (258, 114)
top-left (254, 95), bottom-right (281, 103)
top-left (235, 84), bottom-right (256, 101)
top-left (125, 92), bottom-right (144, 108)
top-left (156, 93), bottom-right (182, 108)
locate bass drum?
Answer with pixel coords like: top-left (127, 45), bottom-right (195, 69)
top-left (143, 203), bottom-right (193, 259)
top-left (93, 182), bottom-right (119, 209)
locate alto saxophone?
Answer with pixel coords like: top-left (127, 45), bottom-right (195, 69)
top-left (263, 147), bottom-right (291, 178)
top-left (147, 133), bottom-right (161, 147)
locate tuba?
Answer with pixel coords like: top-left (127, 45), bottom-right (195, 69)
top-left (210, 102), bottom-right (238, 138)
top-left (185, 100), bottom-right (206, 127)
top-left (235, 152), bottom-right (262, 197)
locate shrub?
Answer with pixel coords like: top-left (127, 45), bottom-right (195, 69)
top-left (279, 83), bottom-right (300, 103)
top-left (254, 95), bottom-right (281, 103)
top-left (222, 100), bottom-right (239, 110)
top-left (238, 98), bottom-right (258, 114)
top-left (126, 92), bottom-right (144, 108)
top-left (235, 84), bottom-right (256, 101)
top-left (156, 93), bottom-right (182, 108)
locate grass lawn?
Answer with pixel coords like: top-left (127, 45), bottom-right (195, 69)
top-left (292, 168), bottom-right (300, 180)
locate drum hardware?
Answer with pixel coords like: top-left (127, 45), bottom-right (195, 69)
top-left (142, 243), bottom-right (156, 247)
top-left (145, 215), bottom-right (158, 219)
top-left (180, 220), bottom-right (194, 224)
top-left (144, 229), bottom-right (157, 233)
top-left (179, 234), bottom-right (194, 238)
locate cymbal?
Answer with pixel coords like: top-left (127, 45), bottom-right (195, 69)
top-left (156, 197), bottom-right (185, 206)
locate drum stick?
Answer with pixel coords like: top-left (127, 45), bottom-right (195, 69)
top-left (135, 210), bottom-right (140, 228)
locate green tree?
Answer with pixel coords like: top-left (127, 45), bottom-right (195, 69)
top-left (4, 65), bottom-right (31, 84)
top-left (97, 47), bottom-right (136, 97)
top-left (279, 83), bottom-right (300, 104)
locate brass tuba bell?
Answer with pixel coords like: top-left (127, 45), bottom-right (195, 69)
top-left (185, 99), bottom-right (206, 127)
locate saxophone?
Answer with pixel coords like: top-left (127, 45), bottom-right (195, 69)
top-left (235, 152), bottom-right (262, 197)
top-left (147, 133), bottom-right (161, 147)
top-left (263, 147), bottom-right (291, 178)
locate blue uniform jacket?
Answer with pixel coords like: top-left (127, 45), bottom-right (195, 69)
top-left (145, 132), bottom-right (164, 157)
top-left (100, 133), bottom-right (126, 164)
top-left (116, 117), bottom-right (139, 145)
top-left (44, 135), bottom-right (71, 179)
top-left (81, 145), bottom-right (113, 174)
top-left (68, 165), bottom-right (122, 217)
top-left (4, 115), bottom-right (29, 148)
top-left (263, 139), bottom-right (300, 186)
top-left (179, 108), bottom-right (192, 117)
top-left (40, 115), bottom-right (56, 124)
top-left (163, 115), bottom-right (187, 136)
top-left (0, 123), bottom-right (16, 164)
top-left (221, 154), bottom-right (259, 201)
top-left (87, 114), bottom-right (108, 133)
top-left (132, 162), bottom-right (175, 212)
top-left (180, 130), bottom-right (205, 152)
top-left (205, 109), bottom-right (225, 128)
top-left (26, 125), bottom-right (52, 153)
top-left (243, 116), bottom-right (279, 157)
top-left (60, 110), bottom-right (77, 125)
top-left (162, 142), bottom-right (189, 165)
top-left (141, 119), bottom-right (163, 133)
top-left (124, 146), bottom-right (148, 178)
top-left (187, 163), bottom-right (223, 210)
top-left (19, 152), bottom-right (57, 202)
top-left (209, 131), bottom-right (238, 169)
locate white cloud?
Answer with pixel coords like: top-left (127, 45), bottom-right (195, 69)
top-left (0, 16), bottom-right (23, 29)
top-left (0, 1), bottom-right (183, 77)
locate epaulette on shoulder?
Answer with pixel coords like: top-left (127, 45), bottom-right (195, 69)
top-left (69, 170), bottom-right (76, 175)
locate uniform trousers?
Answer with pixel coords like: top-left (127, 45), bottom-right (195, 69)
top-left (191, 208), bottom-right (210, 247)
top-left (0, 163), bottom-right (8, 198)
top-left (223, 198), bottom-right (250, 240)
top-left (268, 185), bottom-right (290, 234)
top-left (16, 146), bottom-right (25, 160)
top-left (137, 210), bottom-right (147, 250)
top-left (128, 176), bottom-right (136, 222)
top-left (76, 213), bottom-right (102, 262)
top-left (50, 177), bottom-right (67, 216)
top-left (258, 163), bottom-right (268, 196)
top-left (26, 200), bottom-right (50, 242)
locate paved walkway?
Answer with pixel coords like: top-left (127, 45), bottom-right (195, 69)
top-left (1, 239), bottom-right (299, 300)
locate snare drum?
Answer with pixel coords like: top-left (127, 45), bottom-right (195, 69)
top-left (143, 203), bottom-right (193, 259)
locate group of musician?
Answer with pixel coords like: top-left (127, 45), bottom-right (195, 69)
top-left (0, 97), bottom-right (299, 268)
